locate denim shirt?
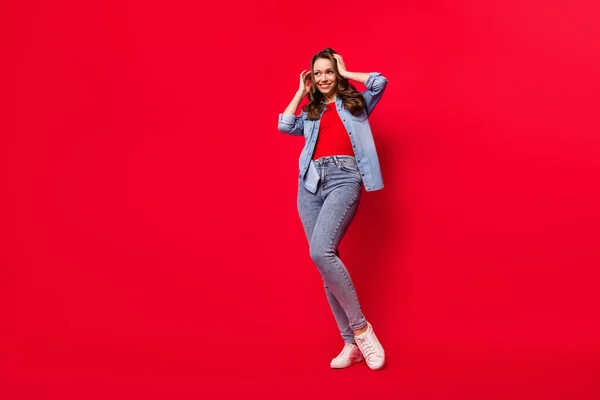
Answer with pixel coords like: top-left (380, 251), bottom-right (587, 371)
top-left (278, 72), bottom-right (388, 193)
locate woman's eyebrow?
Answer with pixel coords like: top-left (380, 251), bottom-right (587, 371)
top-left (314, 68), bottom-right (333, 72)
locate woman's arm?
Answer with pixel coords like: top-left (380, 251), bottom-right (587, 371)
top-left (342, 71), bottom-right (370, 84)
top-left (278, 71), bottom-right (310, 136)
top-left (282, 90), bottom-right (306, 116)
top-left (333, 54), bottom-right (388, 116)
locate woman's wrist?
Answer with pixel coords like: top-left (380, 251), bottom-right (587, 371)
top-left (295, 91), bottom-right (307, 100)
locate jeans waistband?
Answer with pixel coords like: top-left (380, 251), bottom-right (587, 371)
top-left (313, 155), bottom-right (356, 166)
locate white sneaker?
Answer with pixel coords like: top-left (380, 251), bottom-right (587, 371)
top-left (354, 322), bottom-right (385, 370)
top-left (330, 343), bottom-right (364, 369)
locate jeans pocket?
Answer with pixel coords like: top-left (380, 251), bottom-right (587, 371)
top-left (339, 161), bottom-right (361, 176)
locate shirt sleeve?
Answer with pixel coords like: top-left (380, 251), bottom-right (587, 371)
top-left (278, 109), bottom-right (307, 136)
top-left (362, 72), bottom-right (388, 117)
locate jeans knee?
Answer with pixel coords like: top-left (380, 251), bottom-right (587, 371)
top-left (309, 243), bottom-right (332, 267)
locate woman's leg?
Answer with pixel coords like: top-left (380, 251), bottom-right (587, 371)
top-left (324, 279), bottom-right (356, 343)
top-left (307, 173), bottom-right (366, 333)
top-left (297, 177), bottom-right (356, 344)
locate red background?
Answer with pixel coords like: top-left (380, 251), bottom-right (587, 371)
top-left (2, 0), bottom-right (600, 398)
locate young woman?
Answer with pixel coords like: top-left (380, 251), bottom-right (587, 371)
top-left (277, 48), bottom-right (387, 370)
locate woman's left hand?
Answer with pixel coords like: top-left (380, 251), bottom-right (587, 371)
top-left (333, 54), bottom-right (348, 78)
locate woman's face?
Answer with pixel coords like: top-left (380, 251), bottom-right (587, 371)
top-left (312, 58), bottom-right (337, 96)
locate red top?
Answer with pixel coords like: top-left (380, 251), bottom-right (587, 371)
top-left (312, 102), bottom-right (355, 160)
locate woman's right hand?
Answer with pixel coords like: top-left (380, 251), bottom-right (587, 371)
top-left (298, 70), bottom-right (311, 96)
top-left (282, 70), bottom-right (310, 117)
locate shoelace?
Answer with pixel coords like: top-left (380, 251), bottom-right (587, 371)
top-left (357, 336), bottom-right (376, 359)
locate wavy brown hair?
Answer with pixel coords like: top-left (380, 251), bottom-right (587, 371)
top-left (304, 48), bottom-right (365, 120)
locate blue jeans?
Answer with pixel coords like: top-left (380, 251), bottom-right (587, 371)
top-left (297, 155), bottom-right (367, 344)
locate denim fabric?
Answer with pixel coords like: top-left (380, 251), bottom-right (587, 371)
top-left (278, 72), bottom-right (388, 193)
top-left (297, 155), bottom-right (367, 343)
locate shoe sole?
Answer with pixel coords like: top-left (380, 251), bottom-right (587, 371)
top-left (330, 356), bottom-right (365, 369)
